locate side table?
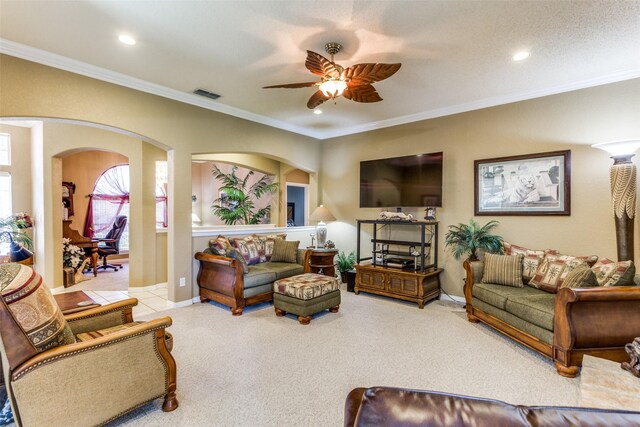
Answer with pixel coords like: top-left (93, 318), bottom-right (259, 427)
top-left (54, 291), bottom-right (100, 315)
top-left (304, 248), bottom-right (338, 277)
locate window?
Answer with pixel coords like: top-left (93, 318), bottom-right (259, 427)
top-left (90, 165), bottom-right (130, 251)
top-left (0, 133), bottom-right (10, 166)
top-left (156, 161), bottom-right (168, 228)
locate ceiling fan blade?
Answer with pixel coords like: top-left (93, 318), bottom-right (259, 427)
top-left (262, 82), bottom-right (318, 89)
top-left (343, 84), bottom-right (383, 103)
top-left (305, 50), bottom-right (342, 79)
top-left (343, 63), bottom-right (401, 86)
top-left (307, 90), bottom-right (328, 109)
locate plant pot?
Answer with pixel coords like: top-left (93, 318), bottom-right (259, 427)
top-left (345, 269), bottom-right (357, 293)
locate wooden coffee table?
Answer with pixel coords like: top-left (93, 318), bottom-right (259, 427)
top-left (54, 291), bottom-right (100, 315)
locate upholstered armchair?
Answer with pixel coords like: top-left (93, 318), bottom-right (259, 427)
top-left (0, 264), bottom-right (177, 426)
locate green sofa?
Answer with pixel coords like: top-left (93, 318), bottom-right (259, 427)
top-left (194, 248), bottom-right (305, 315)
top-left (464, 260), bottom-right (640, 377)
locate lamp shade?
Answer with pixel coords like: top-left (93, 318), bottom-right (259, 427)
top-left (309, 205), bottom-right (336, 223)
top-left (592, 139), bottom-right (640, 157)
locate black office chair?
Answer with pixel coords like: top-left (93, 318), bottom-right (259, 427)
top-left (97, 215), bottom-right (128, 271)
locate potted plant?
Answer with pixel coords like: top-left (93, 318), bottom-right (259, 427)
top-left (444, 219), bottom-right (503, 261)
top-left (0, 213), bottom-right (34, 263)
top-left (210, 164), bottom-right (279, 225)
top-left (336, 251), bottom-right (356, 290)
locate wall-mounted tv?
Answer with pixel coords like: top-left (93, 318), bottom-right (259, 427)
top-left (360, 152), bottom-right (443, 208)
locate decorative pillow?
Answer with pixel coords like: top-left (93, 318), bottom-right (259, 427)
top-left (591, 258), bottom-right (635, 287)
top-left (480, 253), bottom-right (524, 288)
top-left (229, 236), bottom-right (261, 265)
top-left (528, 253), bottom-right (597, 293)
top-left (0, 264), bottom-right (76, 352)
top-left (503, 242), bottom-right (548, 282)
top-left (559, 263), bottom-right (599, 289)
top-left (252, 233), bottom-right (286, 262)
top-left (227, 249), bottom-right (249, 274)
top-left (209, 235), bottom-right (232, 256)
top-left (270, 240), bottom-right (300, 264)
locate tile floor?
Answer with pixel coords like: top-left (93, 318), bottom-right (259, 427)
top-left (61, 284), bottom-right (170, 317)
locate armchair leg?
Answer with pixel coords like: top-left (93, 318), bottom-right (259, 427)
top-left (162, 390), bottom-right (178, 412)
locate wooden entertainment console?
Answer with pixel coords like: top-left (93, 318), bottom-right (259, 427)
top-left (355, 219), bottom-right (443, 308)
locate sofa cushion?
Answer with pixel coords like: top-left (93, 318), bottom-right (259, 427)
top-left (0, 264), bottom-right (76, 352)
top-left (528, 253), bottom-right (598, 293)
top-left (273, 273), bottom-right (340, 300)
top-left (230, 236), bottom-right (262, 265)
top-left (252, 233), bottom-right (286, 262)
top-left (472, 298), bottom-right (553, 344)
top-left (591, 258), bottom-right (635, 287)
top-left (480, 253), bottom-right (524, 288)
top-left (503, 242), bottom-right (547, 282)
top-left (559, 263), bottom-right (598, 289)
top-left (472, 282), bottom-right (545, 310)
top-left (505, 293), bottom-right (556, 331)
top-left (270, 239), bottom-right (300, 263)
top-left (264, 262), bottom-right (304, 280)
top-left (244, 265), bottom-right (277, 289)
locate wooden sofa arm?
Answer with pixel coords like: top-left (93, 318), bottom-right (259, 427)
top-left (194, 251), bottom-right (244, 298)
top-left (10, 317), bottom-right (177, 425)
top-left (554, 286), bottom-right (640, 361)
top-left (463, 260), bottom-right (484, 305)
top-left (65, 298), bottom-right (138, 335)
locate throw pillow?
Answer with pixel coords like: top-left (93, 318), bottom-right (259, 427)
top-left (528, 253), bottom-right (598, 293)
top-left (502, 242), bottom-right (548, 282)
top-left (229, 236), bottom-right (261, 265)
top-left (252, 233), bottom-right (286, 262)
top-left (0, 264), bottom-right (76, 352)
top-left (558, 263), bottom-right (599, 289)
top-left (591, 258), bottom-right (635, 287)
top-left (227, 249), bottom-right (249, 274)
top-left (209, 235), bottom-right (232, 256)
top-left (270, 240), bottom-right (300, 264)
top-left (480, 253), bottom-right (524, 288)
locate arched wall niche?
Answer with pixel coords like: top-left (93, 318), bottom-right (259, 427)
top-left (1, 54), bottom-right (321, 303)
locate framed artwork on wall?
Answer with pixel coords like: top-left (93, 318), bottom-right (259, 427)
top-left (474, 150), bottom-right (571, 216)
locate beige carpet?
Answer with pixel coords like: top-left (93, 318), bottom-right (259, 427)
top-left (107, 289), bottom-right (580, 426)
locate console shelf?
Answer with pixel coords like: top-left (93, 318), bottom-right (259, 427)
top-left (355, 219), bottom-right (442, 308)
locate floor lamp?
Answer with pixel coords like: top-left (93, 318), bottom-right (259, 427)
top-left (592, 139), bottom-right (640, 262)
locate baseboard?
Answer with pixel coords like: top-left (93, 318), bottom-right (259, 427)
top-left (192, 296), bottom-right (201, 304)
top-left (166, 299), bottom-right (194, 309)
top-left (128, 282), bottom-right (168, 292)
top-left (440, 293), bottom-right (465, 304)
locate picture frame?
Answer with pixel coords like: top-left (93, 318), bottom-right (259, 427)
top-left (474, 150), bottom-right (570, 216)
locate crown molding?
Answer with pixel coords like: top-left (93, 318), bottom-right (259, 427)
top-left (316, 67), bottom-right (640, 140)
top-left (2, 38), bottom-right (640, 141)
top-left (0, 39), bottom-right (318, 139)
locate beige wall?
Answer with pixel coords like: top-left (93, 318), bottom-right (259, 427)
top-left (0, 55), bottom-right (320, 302)
top-left (321, 77), bottom-right (640, 297)
top-left (61, 150), bottom-right (129, 232)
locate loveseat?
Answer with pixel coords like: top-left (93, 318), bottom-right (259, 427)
top-left (195, 234), bottom-right (306, 315)
top-left (463, 244), bottom-right (640, 377)
top-left (344, 387), bottom-right (640, 426)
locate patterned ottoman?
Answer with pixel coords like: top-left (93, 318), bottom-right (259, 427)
top-left (273, 273), bottom-right (341, 325)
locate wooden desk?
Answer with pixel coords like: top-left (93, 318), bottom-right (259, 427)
top-left (304, 249), bottom-right (338, 277)
top-left (63, 220), bottom-right (98, 276)
top-left (54, 291), bottom-right (100, 315)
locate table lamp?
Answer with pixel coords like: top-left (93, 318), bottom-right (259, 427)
top-left (592, 139), bottom-right (640, 261)
top-left (309, 205), bottom-right (336, 248)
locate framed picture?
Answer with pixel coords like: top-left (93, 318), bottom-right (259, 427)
top-left (474, 150), bottom-right (570, 216)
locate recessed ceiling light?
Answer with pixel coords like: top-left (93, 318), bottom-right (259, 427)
top-left (118, 34), bottom-right (136, 46)
top-left (512, 51), bottom-right (530, 61)
top-left (313, 109), bottom-right (323, 115)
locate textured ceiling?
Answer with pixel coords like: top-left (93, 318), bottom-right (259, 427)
top-left (1, 1), bottom-right (640, 139)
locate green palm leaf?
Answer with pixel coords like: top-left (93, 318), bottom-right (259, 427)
top-left (444, 219), bottom-right (503, 261)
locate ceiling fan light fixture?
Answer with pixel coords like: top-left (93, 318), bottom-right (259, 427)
top-left (319, 79), bottom-right (347, 98)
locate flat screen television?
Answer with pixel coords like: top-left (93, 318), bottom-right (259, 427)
top-left (360, 152), bottom-right (443, 208)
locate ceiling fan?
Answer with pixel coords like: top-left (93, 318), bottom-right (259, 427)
top-left (263, 42), bottom-right (401, 109)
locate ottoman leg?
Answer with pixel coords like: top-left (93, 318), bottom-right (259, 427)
top-left (275, 307), bottom-right (286, 317)
top-left (329, 305), bottom-right (340, 313)
top-left (298, 315), bottom-right (312, 325)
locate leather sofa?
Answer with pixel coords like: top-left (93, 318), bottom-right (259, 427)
top-left (345, 387), bottom-right (640, 427)
top-left (463, 260), bottom-right (640, 377)
top-left (194, 248), bottom-right (306, 315)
